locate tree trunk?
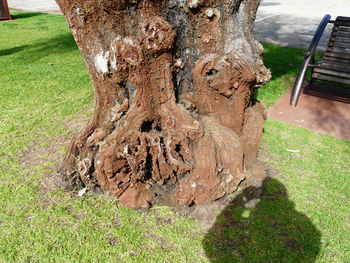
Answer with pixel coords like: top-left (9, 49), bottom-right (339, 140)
top-left (56, 0), bottom-right (270, 209)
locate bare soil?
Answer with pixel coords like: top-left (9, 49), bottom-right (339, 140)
top-left (18, 111), bottom-right (90, 198)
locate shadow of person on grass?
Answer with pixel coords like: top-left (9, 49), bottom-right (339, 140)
top-left (203, 178), bottom-right (321, 263)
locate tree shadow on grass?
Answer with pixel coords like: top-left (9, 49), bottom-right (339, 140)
top-left (203, 178), bottom-right (321, 263)
top-left (11, 12), bottom-right (43, 20)
top-left (0, 45), bottom-right (29, 56)
top-left (262, 43), bottom-right (305, 81)
top-left (252, 44), bottom-right (307, 104)
top-left (0, 32), bottom-right (77, 60)
top-left (29, 32), bottom-right (77, 58)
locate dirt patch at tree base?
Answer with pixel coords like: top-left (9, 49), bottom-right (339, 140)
top-left (18, 111), bottom-right (91, 200)
top-left (18, 108), bottom-right (277, 223)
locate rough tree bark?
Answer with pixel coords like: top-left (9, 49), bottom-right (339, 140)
top-left (56, 0), bottom-right (270, 209)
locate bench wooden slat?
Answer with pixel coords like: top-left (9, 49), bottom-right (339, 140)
top-left (324, 51), bottom-right (350, 60)
top-left (314, 67), bottom-right (350, 78)
top-left (315, 63), bottom-right (350, 74)
top-left (312, 72), bottom-right (350, 85)
top-left (334, 26), bottom-right (350, 33)
top-left (329, 41), bottom-right (350, 49)
top-left (335, 17), bottom-right (350, 27)
top-left (335, 22), bottom-right (350, 27)
top-left (332, 31), bottom-right (350, 38)
top-left (329, 36), bottom-right (350, 45)
top-left (326, 46), bottom-right (350, 55)
top-left (322, 56), bottom-right (350, 67)
top-left (336, 16), bottom-right (350, 22)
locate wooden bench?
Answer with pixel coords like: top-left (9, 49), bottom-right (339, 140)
top-left (290, 15), bottom-right (350, 106)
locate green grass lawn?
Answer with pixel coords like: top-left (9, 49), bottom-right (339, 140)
top-left (0, 12), bottom-right (349, 263)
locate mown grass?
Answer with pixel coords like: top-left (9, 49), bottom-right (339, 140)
top-left (0, 12), bottom-right (349, 262)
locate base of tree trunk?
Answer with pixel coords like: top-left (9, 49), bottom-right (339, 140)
top-left (58, 101), bottom-right (265, 209)
top-left (56, 0), bottom-right (270, 209)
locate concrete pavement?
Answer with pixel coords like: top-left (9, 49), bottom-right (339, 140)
top-left (254, 0), bottom-right (350, 49)
top-left (8, 0), bottom-right (60, 14)
top-left (7, 0), bottom-right (350, 49)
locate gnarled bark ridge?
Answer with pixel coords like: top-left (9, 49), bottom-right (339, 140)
top-left (56, 0), bottom-right (270, 208)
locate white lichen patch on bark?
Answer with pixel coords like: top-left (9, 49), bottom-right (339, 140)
top-left (205, 8), bottom-right (214, 18)
top-left (188, 0), bottom-right (202, 9)
top-left (123, 37), bottom-right (136, 47)
top-left (95, 51), bottom-right (110, 74)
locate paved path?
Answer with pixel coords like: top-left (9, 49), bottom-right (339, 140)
top-left (268, 89), bottom-right (350, 141)
top-left (254, 0), bottom-right (350, 49)
top-left (8, 0), bottom-right (60, 14)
